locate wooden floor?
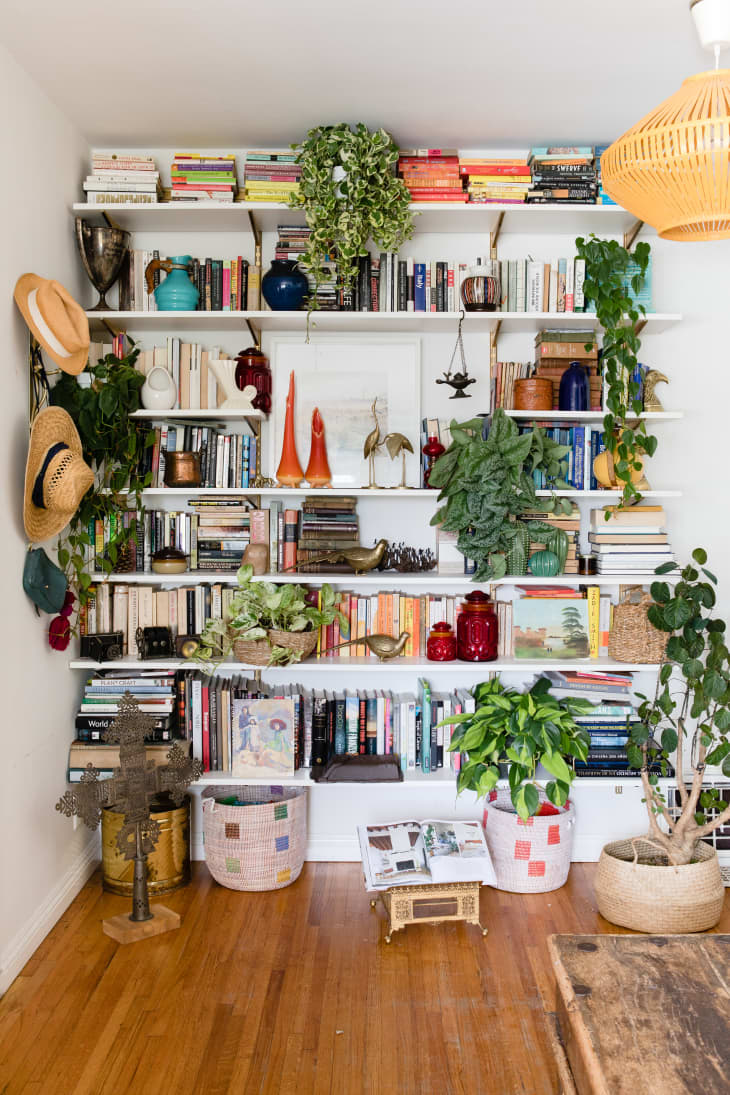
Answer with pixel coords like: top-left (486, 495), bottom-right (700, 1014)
top-left (1, 864), bottom-right (728, 1095)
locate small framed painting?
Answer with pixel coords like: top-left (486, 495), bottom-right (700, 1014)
top-left (268, 335), bottom-right (422, 488)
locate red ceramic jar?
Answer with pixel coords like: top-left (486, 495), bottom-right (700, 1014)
top-left (427, 621), bottom-right (457, 662)
top-left (456, 591), bottom-right (498, 662)
top-left (422, 435), bottom-right (445, 487)
top-left (235, 346), bottom-right (272, 414)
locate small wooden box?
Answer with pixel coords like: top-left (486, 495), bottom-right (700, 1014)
top-left (371, 881), bottom-right (487, 943)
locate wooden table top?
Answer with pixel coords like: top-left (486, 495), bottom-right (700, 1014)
top-left (550, 933), bottom-right (730, 1095)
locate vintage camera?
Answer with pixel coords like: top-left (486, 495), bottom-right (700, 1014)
top-left (80, 631), bottom-right (124, 662)
top-left (136, 626), bottom-right (174, 660)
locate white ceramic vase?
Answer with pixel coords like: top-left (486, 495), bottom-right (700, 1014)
top-left (209, 359), bottom-right (257, 411)
top-left (141, 366), bottom-right (177, 410)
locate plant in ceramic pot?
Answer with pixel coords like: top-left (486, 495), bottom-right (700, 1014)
top-left (428, 409), bottom-right (574, 580)
top-left (443, 676), bottom-right (593, 892)
top-left (192, 565), bottom-right (345, 668)
top-left (594, 548), bottom-right (729, 932)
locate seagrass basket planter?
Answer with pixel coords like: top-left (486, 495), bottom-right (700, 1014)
top-left (482, 788), bottom-right (575, 893)
top-left (232, 629), bottom-right (318, 666)
top-left (608, 587), bottom-right (668, 664)
top-left (595, 837), bottom-right (725, 933)
top-left (202, 785), bottom-right (308, 891)
top-left (232, 637), bottom-right (271, 666)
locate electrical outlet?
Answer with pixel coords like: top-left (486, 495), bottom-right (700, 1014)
top-left (614, 785), bottom-right (623, 795)
top-left (72, 815), bottom-right (79, 831)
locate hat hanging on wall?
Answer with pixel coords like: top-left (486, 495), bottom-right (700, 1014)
top-left (24, 407), bottom-right (94, 542)
top-left (22, 548), bottom-right (68, 614)
top-left (14, 274), bottom-right (89, 375)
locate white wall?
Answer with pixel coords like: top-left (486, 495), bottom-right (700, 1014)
top-left (0, 44), bottom-right (94, 997)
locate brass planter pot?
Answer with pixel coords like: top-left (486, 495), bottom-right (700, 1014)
top-left (102, 793), bottom-right (191, 897)
top-left (163, 451), bottom-right (202, 488)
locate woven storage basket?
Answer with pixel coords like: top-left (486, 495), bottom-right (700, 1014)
top-left (595, 837), bottom-right (724, 933)
top-left (514, 378), bottom-right (553, 411)
top-left (608, 586), bottom-right (668, 664)
top-left (202, 784), bottom-right (307, 891)
top-left (232, 637), bottom-right (271, 666)
top-left (267, 628), bottom-right (318, 660)
top-left (482, 788), bottom-right (575, 893)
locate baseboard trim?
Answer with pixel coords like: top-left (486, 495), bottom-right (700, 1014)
top-left (0, 837), bottom-right (99, 998)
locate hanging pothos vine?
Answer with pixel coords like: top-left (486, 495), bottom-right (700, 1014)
top-left (575, 235), bottom-right (655, 509)
top-left (49, 345), bottom-right (154, 613)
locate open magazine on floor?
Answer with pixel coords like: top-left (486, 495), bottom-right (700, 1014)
top-left (358, 818), bottom-right (497, 891)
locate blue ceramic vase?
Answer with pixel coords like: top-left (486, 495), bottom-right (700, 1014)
top-left (146, 255), bottom-right (199, 311)
top-left (559, 360), bottom-right (590, 411)
top-left (262, 260), bottom-right (309, 311)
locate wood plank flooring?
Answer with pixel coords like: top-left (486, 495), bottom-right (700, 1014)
top-left (1, 863), bottom-right (728, 1095)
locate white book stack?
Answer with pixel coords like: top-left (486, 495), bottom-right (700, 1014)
top-left (588, 506), bottom-right (673, 574)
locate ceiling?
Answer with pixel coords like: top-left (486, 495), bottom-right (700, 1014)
top-left (1, 0), bottom-right (712, 148)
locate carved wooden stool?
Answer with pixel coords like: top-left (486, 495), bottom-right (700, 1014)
top-left (370, 881), bottom-right (488, 943)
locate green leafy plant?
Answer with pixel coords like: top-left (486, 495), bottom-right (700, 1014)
top-left (575, 234), bottom-right (655, 508)
top-left (428, 409), bottom-right (574, 580)
top-left (628, 548), bottom-right (730, 865)
top-left (193, 565), bottom-right (346, 668)
top-left (49, 345), bottom-right (153, 609)
top-left (290, 123), bottom-right (413, 310)
top-left (444, 676), bottom-right (592, 818)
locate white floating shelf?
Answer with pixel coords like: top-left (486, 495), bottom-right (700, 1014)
top-left (88, 571), bottom-right (680, 588)
top-left (69, 655), bottom-right (663, 673)
top-left (505, 410), bottom-right (683, 422)
top-left (131, 409), bottom-right (265, 421)
top-left (85, 309), bottom-right (682, 335)
top-left (133, 486), bottom-right (680, 500)
top-left (195, 770), bottom-right (672, 788)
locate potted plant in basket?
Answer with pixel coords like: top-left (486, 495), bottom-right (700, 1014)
top-left (192, 565), bottom-right (345, 668)
top-left (595, 548), bottom-right (729, 933)
top-left (444, 676), bottom-right (593, 892)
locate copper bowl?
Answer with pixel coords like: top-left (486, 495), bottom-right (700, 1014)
top-left (163, 451), bottom-right (201, 488)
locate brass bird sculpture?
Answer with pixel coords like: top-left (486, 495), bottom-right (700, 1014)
top-left (363, 398), bottom-right (383, 488)
top-left (284, 538), bottom-right (389, 575)
top-left (383, 432), bottom-right (414, 488)
top-left (320, 631), bottom-right (411, 662)
top-left (643, 369), bottom-right (669, 413)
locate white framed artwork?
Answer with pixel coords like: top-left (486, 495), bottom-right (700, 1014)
top-left (268, 335), bottom-right (422, 488)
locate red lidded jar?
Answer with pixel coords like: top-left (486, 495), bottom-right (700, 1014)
top-left (456, 591), bottom-right (498, 662)
top-left (427, 621), bottom-right (457, 662)
top-left (235, 346), bottom-right (272, 414)
top-left (422, 435), bottom-right (445, 487)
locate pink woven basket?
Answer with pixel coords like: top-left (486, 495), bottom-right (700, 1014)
top-left (202, 784), bottom-right (307, 891)
top-left (482, 787), bottom-right (575, 893)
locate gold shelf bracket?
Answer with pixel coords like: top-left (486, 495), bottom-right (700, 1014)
top-left (245, 318), bottom-right (260, 347)
top-left (247, 210), bottom-right (262, 250)
top-left (490, 212), bottom-right (505, 259)
top-left (490, 319), bottom-right (502, 369)
top-left (623, 218), bottom-right (645, 251)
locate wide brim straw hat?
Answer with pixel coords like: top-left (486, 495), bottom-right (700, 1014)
top-left (24, 408), bottom-right (94, 542)
top-left (14, 274), bottom-right (89, 375)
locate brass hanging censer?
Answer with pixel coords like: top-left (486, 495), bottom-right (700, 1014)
top-left (436, 310), bottom-right (476, 398)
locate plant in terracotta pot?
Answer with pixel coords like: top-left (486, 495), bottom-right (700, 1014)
top-left (428, 410), bottom-right (574, 580)
top-left (192, 565), bottom-right (345, 668)
top-left (595, 548), bottom-right (729, 932)
top-left (444, 676), bottom-right (593, 892)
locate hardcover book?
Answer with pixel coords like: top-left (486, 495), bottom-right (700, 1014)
top-left (513, 597), bottom-right (590, 659)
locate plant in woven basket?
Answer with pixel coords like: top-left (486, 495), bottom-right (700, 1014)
top-left (49, 344), bottom-right (154, 612)
top-left (627, 548), bottom-right (730, 866)
top-left (575, 234), bottom-right (656, 510)
top-left (428, 410), bottom-right (574, 581)
top-left (192, 565), bottom-right (345, 668)
top-left (443, 676), bottom-right (593, 819)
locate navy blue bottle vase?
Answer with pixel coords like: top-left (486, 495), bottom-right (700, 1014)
top-left (261, 260), bottom-right (309, 311)
top-left (558, 360), bottom-right (590, 411)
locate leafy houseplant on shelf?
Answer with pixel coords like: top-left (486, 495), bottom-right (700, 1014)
top-left (595, 548), bottom-right (729, 933)
top-left (428, 409), bottom-right (575, 581)
top-left (444, 676), bottom-right (592, 892)
top-left (192, 566), bottom-right (345, 668)
top-left (575, 234), bottom-right (655, 509)
top-left (49, 345), bottom-right (153, 613)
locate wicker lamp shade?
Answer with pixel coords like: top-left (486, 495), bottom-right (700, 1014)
top-left (602, 68), bottom-right (730, 240)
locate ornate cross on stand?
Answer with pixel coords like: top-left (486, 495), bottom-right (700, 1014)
top-left (56, 692), bottom-right (203, 943)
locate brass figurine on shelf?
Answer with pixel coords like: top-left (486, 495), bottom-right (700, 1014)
top-left (283, 539), bottom-right (389, 575)
top-left (321, 631), bottom-right (411, 661)
top-left (55, 692), bottom-right (202, 943)
top-left (363, 399), bottom-right (415, 488)
top-left (643, 369), bottom-right (669, 412)
top-left (384, 432), bottom-right (414, 489)
top-left (378, 542), bottom-right (437, 573)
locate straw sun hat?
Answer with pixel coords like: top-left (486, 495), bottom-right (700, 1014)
top-left (24, 408), bottom-right (94, 542)
top-left (14, 274), bottom-right (89, 375)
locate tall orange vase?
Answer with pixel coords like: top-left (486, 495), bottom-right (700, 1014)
top-left (305, 407), bottom-right (332, 487)
top-left (276, 370), bottom-right (304, 487)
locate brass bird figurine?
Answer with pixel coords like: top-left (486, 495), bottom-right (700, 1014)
top-left (284, 538), bottom-right (389, 575)
top-left (643, 369), bottom-right (669, 413)
top-left (383, 432), bottom-right (414, 488)
top-left (320, 631), bottom-right (411, 662)
top-left (363, 398), bottom-right (384, 488)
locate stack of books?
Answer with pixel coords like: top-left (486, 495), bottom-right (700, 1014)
top-left (533, 329), bottom-right (602, 409)
top-left (243, 152), bottom-right (301, 202)
top-left (594, 144), bottom-right (616, 205)
top-left (527, 147), bottom-right (597, 204)
top-left (518, 506), bottom-right (581, 574)
top-left (397, 149), bottom-right (467, 202)
top-left (170, 154), bottom-right (238, 202)
top-left (459, 154), bottom-right (531, 204)
top-left (274, 223), bottom-right (310, 263)
top-left (196, 503), bottom-right (252, 573)
top-left (83, 153), bottom-right (161, 204)
top-left (589, 506), bottom-right (673, 574)
top-left (296, 497), bottom-right (359, 573)
top-left (271, 224), bottom-right (335, 309)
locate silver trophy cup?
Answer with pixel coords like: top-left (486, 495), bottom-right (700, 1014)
top-left (75, 217), bottom-right (130, 311)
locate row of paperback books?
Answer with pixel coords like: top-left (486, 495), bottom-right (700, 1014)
top-left (517, 425), bottom-right (607, 490)
top-left (118, 252), bottom-right (261, 311)
top-left (243, 152), bottom-right (301, 202)
top-left (139, 425), bottom-right (257, 490)
top-left (82, 152), bottom-right (162, 204)
top-left (169, 153), bottom-right (238, 203)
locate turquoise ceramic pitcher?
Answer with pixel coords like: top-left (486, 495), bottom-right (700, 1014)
top-left (144, 254), bottom-right (199, 311)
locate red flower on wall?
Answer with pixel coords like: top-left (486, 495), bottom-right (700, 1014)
top-left (48, 614), bottom-right (71, 651)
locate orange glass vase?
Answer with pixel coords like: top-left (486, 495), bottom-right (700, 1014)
top-left (276, 370), bottom-right (304, 487)
top-left (305, 407), bottom-right (332, 487)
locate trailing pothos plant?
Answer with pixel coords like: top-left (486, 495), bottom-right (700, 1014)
top-left (428, 409), bottom-right (574, 581)
top-left (444, 676), bottom-right (592, 819)
top-left (49, 345), bottom-right (153, 609)
top-left (575, 234), bottom-right (655, 508)
top-left (629, 549), bottom-right (730, 866)
top-left (290, 123), bottom-right (413, 316)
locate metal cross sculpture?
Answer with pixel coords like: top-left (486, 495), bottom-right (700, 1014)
top-left (56, 691), bottom-right (202, 924)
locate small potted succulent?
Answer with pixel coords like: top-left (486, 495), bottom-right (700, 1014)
top-left (192, 565), bottom-right (345, 668)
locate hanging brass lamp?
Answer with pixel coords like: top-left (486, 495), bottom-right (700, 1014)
top-left (602, 0), bottom-right (730, 240)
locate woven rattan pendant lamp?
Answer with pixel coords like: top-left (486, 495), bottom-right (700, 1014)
top-left (602, 0), bottom-right (730, 240)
